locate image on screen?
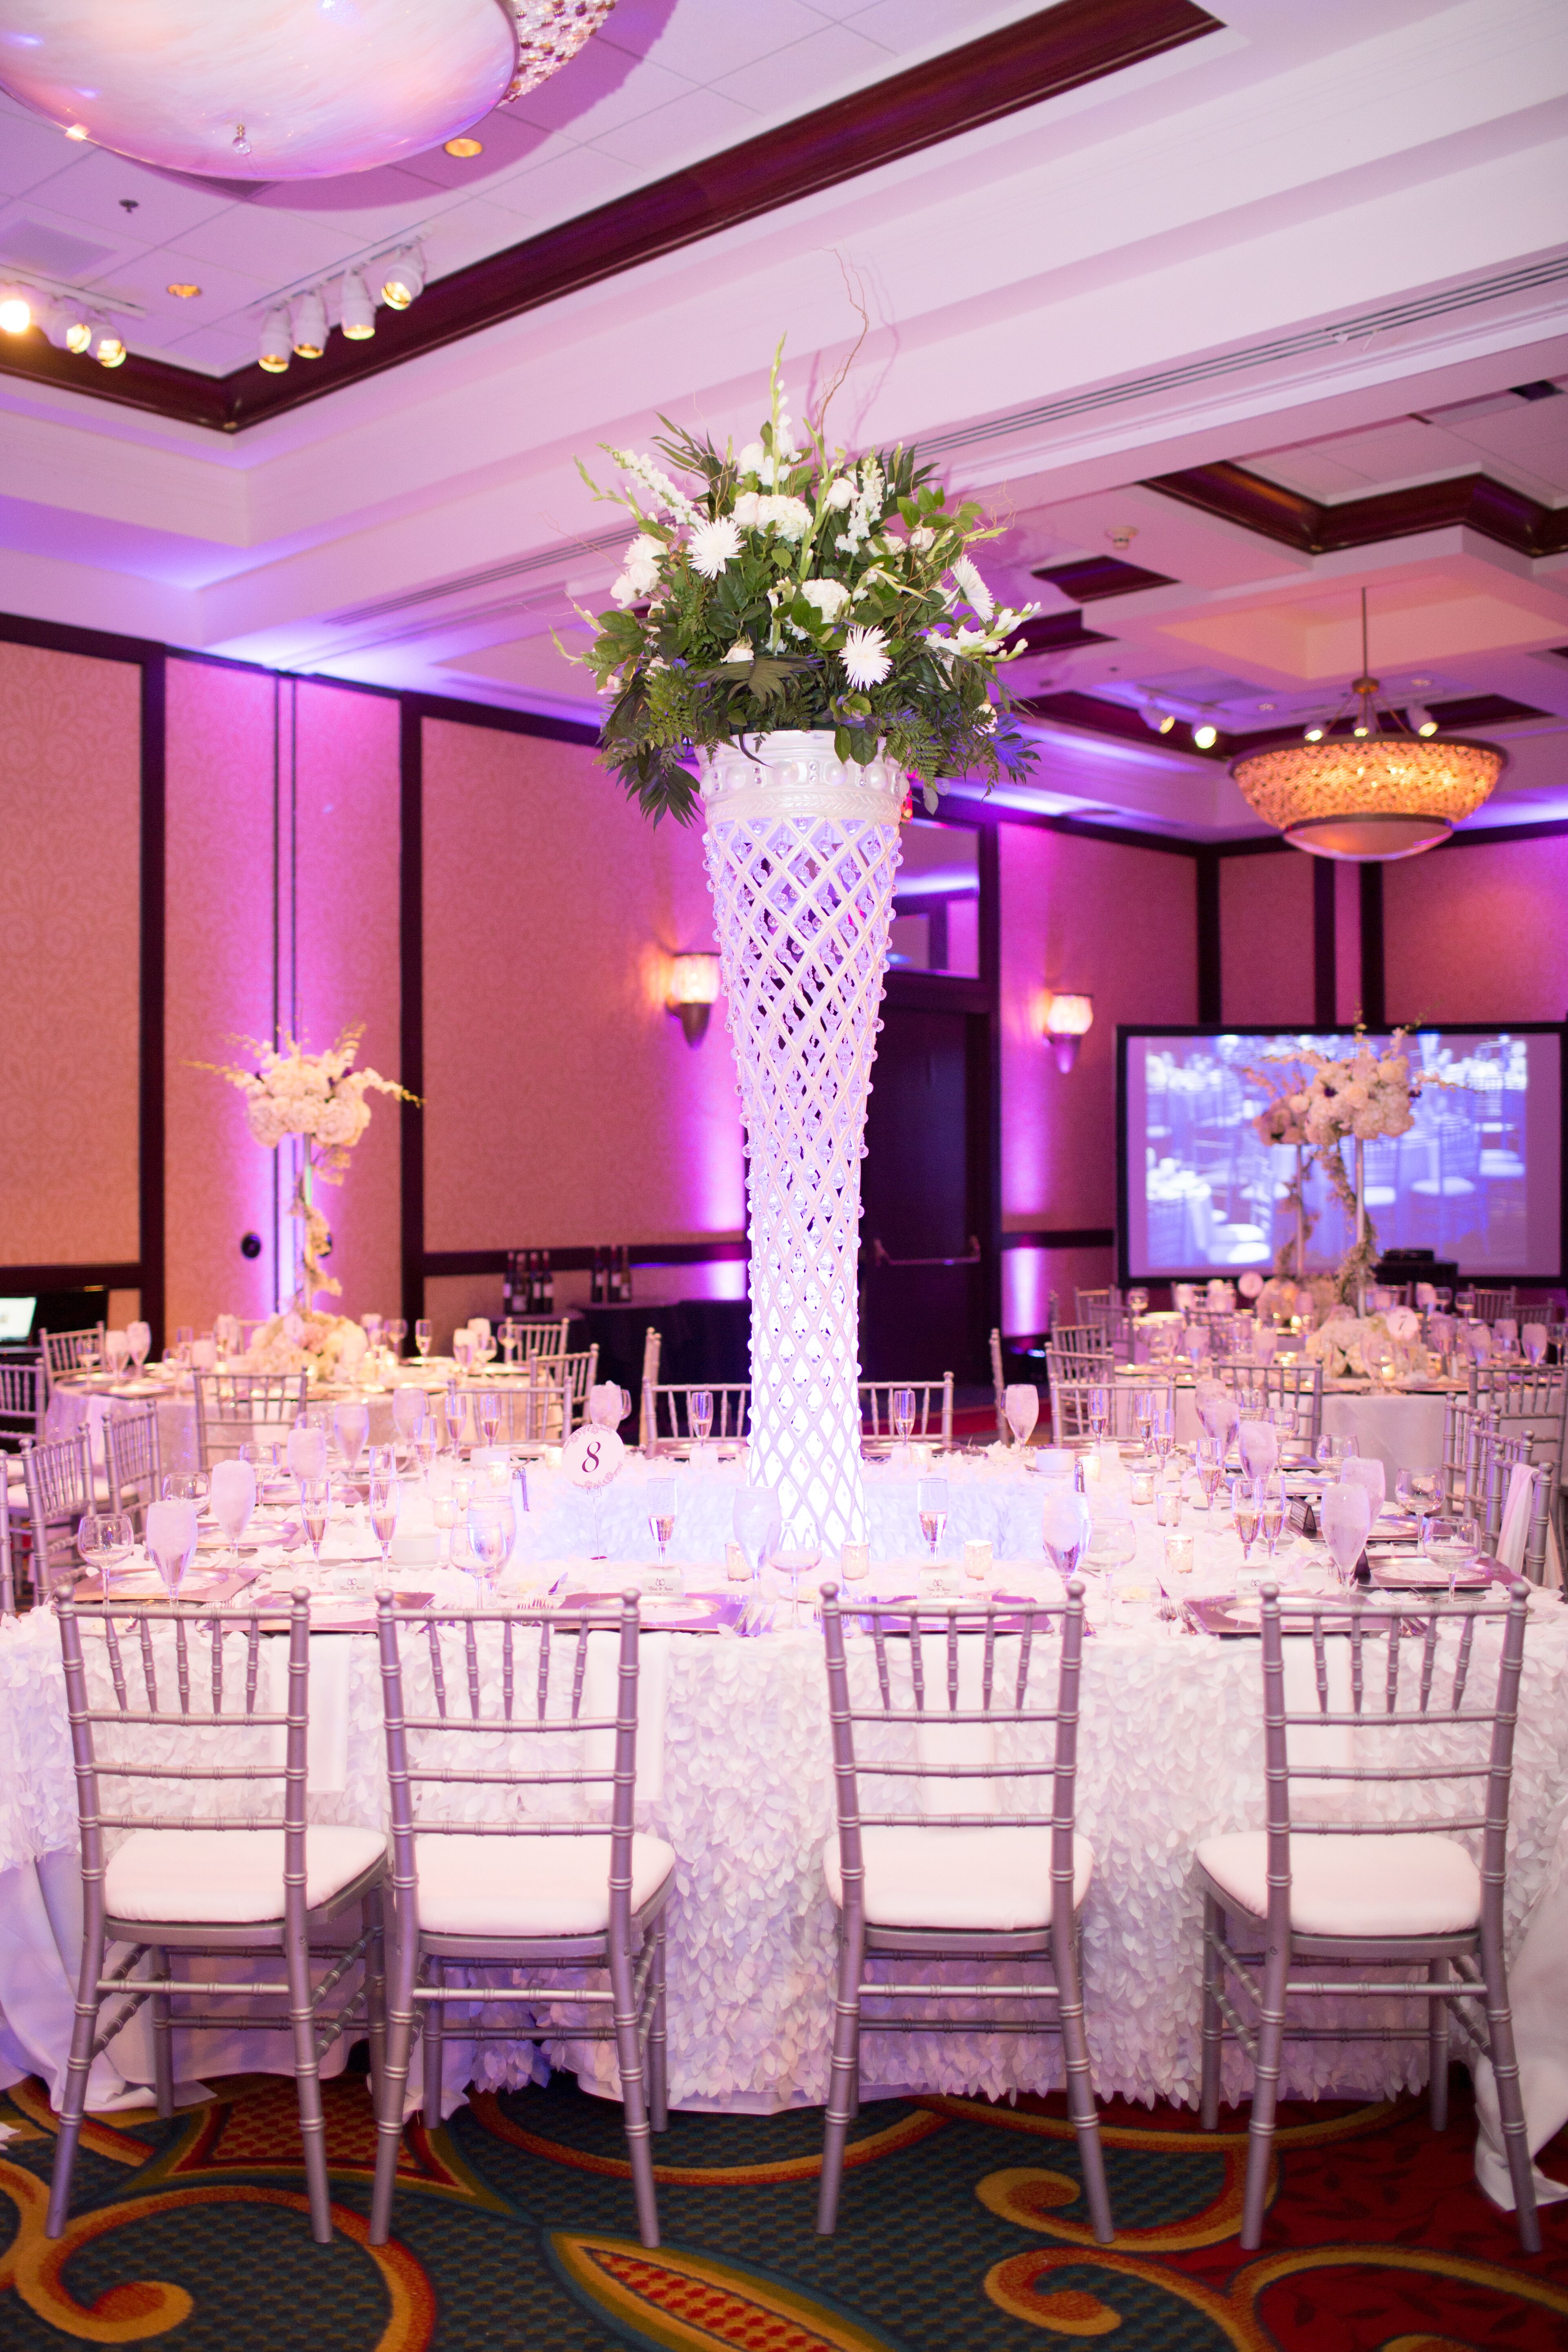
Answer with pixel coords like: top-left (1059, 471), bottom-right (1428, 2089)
top-left (1121, 1029), bottom-right (1563, 1281)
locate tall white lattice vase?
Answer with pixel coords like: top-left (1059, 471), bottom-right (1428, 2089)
top-left (702, 731), bottom-right (905, 1550)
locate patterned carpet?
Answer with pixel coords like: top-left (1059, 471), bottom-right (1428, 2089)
top-left (1, 2061), bottom-right (1564, 2348)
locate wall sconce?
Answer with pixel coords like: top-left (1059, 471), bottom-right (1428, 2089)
top-left (1043, 991), bottom-right (1094, 1073)
top-left (667, 950), bottom-right (721, 1046)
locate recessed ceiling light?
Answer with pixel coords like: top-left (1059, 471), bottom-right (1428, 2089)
top-left (64, 122), bottom-right (89, 140)
top-left (1192, 722), bottom-right (1219, 751)
top-left (1256, 702), bottom-right (1275, 713)
top-left (1410, 676), bottom-right (1432, 689)
top-left (444, 134), bottom-right (483, 157)
top-left (167, 282), bottom-right (200, 298)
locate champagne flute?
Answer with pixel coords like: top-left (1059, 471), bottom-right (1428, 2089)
top-left (477, 1390), bottom-right (503, 1449)
top-left (300, 1479), bottom-right (329, 1562)
top-left (1232, 1477), bottom-right (1261, 1564)
top-left (209, 1458), bottom-right (256, 1562)
top-left (688, 1388), bottom-right (715, 1450)
top-left (369, 1476), bottom-right (400, 1571)
top-left (414, 1318), bottom-right (433, 1361)
top-left (646, 1474), bottom-right (677, 1566)
top-left (771, 1515), bottom-right (822, 1629)
top-left (916, 1475), bottom-right (949, 1561)
top-left (444, 1384), bottom-right (467, 1456)
top-left (891, 1388), bottom-right (916, 1455)
top-left (1322, 1479), bottom-right (1372, 1590)
top-left (145, 1497), bottom-right (198, 1601)
top-left (431, 1486), bottom-right (459, 1567)
top-left (78, 1511), bottom-right (134, 1595)
top-left (734, 1487), bottom-right (782, 1626)
top-left (1133, 1389), bottom-right (1154, 1457)
top-left (1087, 1383), bottom-right (1111, 1444)
top-left (1150, 1407), bottom-right (1175, 1469)
top-left (1259, 1470), bottom-right (1286, 1561)
top-left (1004, 1383), bottom-right (1039, 1453)
top-left (413, 1424), bottom-right (438, 1484)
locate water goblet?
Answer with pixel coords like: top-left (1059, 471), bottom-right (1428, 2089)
top-left (1321, 1479), bottom-right (1372, 1590)
top-left (333, 1401), bottom-right (370, 1479)
top-left (1232, 1477), bottom-right (1262, 1564)
top-left (145, 1497), bottom-right (198, 1600)
top-left (209, 1459), bottom-right (256, 1561)
top-left (392, 1384), bottom-right (426, 1463)
top-left (688, 1389), bottom-right (715, 1449)
top-left (1522, 1323), bottom-right (1547, 1369)
top-left (369, 1477), bottom-right (400, 1570)
top-left (498, 1320), bottom-right (519, 1368)
top-left (1127, 1287), bottom-right (1149, 1318)
top-left (128, 1321), bottom-right (151, 1373)
top-left (453, 1332), bottom-right (475, 1379)
top-left (287, 1423), bottom-right (329, 1492)
top-left (1042, 1486), bottom-right (1092, 1580)
top-left (105, 1331), bottom-right (130, 1379)
top-left (771, 1515), bottom-right (822, 1629)
top-left (1004, 1384), bottom-right (1039, 1452)
top-left (1395, 1466), bottom-right (1439, 1523)
top-left (733, 1487), bottom-right (782, 1625)
top-left (916, 1475), bottom-right (949, 1561)
top-left (461, 1500), bottom-right (508, 1606)
top-left (1340, 1454), bottom-right (1387, 1535)
top-left (77, 1511), bottom-right (134, 1594)
top-left (647, 1474), bottom-right (677, 1566)
top-left (1237, 1416), bottom-right (1278, 1481)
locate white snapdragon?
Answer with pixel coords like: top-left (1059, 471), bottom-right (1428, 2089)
top-left (606, 446), bottom-right (703, 525)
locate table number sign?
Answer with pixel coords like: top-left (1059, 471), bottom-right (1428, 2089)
top-left (563, 1424), bottom-right (626, 1489)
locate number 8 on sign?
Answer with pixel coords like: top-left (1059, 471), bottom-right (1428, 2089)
top-left (563, 1423), bottom-right (626, 1489)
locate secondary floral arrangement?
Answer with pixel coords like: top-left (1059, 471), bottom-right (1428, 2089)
top-left (572, 346), bottom-right (1040, 821)
top-left (1305, 1303), bottom-right (1427, 1381)
top-left (243, 1306), bottom-right (361, 1380)
top-left (1245, 1027), bottom-right (1450, 1300)
top-left (196, 1028), bottom-right (417, 1307)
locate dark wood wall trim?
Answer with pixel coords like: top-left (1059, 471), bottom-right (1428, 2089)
top-left (399, 703), bottom-right (426, 1335)
top-left (0, 1), bottom-right (1222, 434)
top-left (1196, 847), bottom-right (1221, 1022)
top-left (1312, 858), bottom-right (1336, 1026)
top-left (1359, 864), bottom-right (1386, 1028)
top-left (1144, 459), bottom-right (1568, 561)
top-left (976, 822), bottom-right (1003, 1347)
top-left (138, 654), bottom-right (168, 1355)
top-left (424, 1241), bottom-right (748, 1278)
top-left (1001, 1227), bottom-right (1116, 1250)
top-left (0, 1263), bottom-right (142, 1290)
top-left (404, 690), bottom-right (597, 745)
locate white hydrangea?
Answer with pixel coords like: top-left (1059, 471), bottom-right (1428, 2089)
top-left (800, 579), bottom-right (851, 621)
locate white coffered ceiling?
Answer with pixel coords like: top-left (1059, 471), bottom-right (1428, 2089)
top-left (0, 0), bottom-right (1565, 840)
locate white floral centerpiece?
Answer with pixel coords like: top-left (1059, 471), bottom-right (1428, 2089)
top-left (198, 1027), bottom-right (416, 1314)
top-left (243, 1305), bottom-right (360, 1379)
top-left (571, 345), bottom-right (1039, 819)
top-left (1306, 1303), bottom-right (1427, 1381)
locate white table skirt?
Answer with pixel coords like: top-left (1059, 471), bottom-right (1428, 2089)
top-left (3, 1546), bottom-right (1567, 2212)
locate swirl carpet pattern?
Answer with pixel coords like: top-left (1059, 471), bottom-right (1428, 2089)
top-left (0, 2065), bottom-right (1563, 2348)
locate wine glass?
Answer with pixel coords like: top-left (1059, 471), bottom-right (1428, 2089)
top-left (688, 1389), bottom-right (715, 1449)
top-left (1523, 1323), bottom-right (1547, 1369)
top-left (105, 1331), bottom-right (130, 1379)
top-left (916, 1475), bottom-right (948, 1561)
top-left (499, 1320), bottom-right (519, 1368)
top-left (162, 1470), bottom-right (209, 1507)
top-left (1232, 1477), bottom-right (1261, 1564)
top-left (891, 1388), bottom-right (917, 1453)
top-left (1042, 1486), bottom-right (1091, 1580)
top-left (1004, 1383), bottom-right (1039, 1452)
top-left (1259, 1470), bottom-right (1286, 1560)
top-left (1321, 1480), bottom-right (1372, 1590)
top-left (1237, 1417), bottom-right (1278, 1481)
top-left (369, 1476), bottom-right (400, 1571)
top-left (209, 1459), bottom-right (256, 1561)
top-left (299, 1479), bottom-right (330, 1562)
top-left (1127, 1287), bottom-right (1149, 1318)
top-left (466, 1497), bottom-right (512, 1607)
top-left (127, 1321), bottom-right (151, 1374)
top-left (646, 1474), bottom-right (677, 1566)
top-left (771, 1515), bottom-right (822, 1629)
top-left (78, 1511), bottom-right (134, 1594)
top-left (333, 1402), bottom-right (370, 1479)
top-left (1395, 1466), bottom-right (1440, 1525)
top-left (145, 1497), bottom-right (198, 1600)
top-left (733, 1487), bottom-right (782, 1622)
top-left (473, 1328), bottom-right (497, 1377)
top-left (1089, 1506), bottom-right (1137, 1581)
top-left (415, 1318), bottom-right (433, 1361)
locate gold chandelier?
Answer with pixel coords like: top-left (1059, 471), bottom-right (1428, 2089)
top-left (1229, 593), bottom-right (1505, 860)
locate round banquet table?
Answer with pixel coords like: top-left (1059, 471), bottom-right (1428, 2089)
top-left (2, 1514), bottom-right (1566, 2212)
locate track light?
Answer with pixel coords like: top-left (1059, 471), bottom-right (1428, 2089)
top-left (380, 248), bottom-right (423, 309)
top-left (1303, 720), bottom-right (1326, 742)
top-left (340, 269), bottom-right (376, 340)
top-left (1408, 703), bottom-right (1439, 737)
top-left (93, 326), bottom-right (126, 368)
top-left (0, 286), bottom-right (33, 336)
top-left (1192, 721), bottom-right (1218, 751)
top-left (258, 309), bottom-right (291, 373)
top-left (1139, 703), bottom-right (1176, 735)
top-left (45, 295), bottom-right (92, 352)
top-left (290, 287), bottom-right (327, 358)
top-left (1352, 715), bottom-right (1371, 740)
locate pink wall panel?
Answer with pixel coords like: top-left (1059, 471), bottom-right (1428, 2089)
top-left (0, 641), bottom-right (140, 1267)
top-left (1334, 860), bottom-right (1361, 1025)
top-left (422, 720), bottom-right (744, 1253)
top-left (292, 679), bottom-right (402, 1318)
top-left (1384, 837), bottom-right (1568, 1023)
top-left (1220, 851), bottom-right (1314, 1026)
top-left (998, 825), bottom-right (1196, 1322)
top-left (164, 660), bottom-right (277, 1333)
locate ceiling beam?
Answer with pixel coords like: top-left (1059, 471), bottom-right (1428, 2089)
top-left (1143, 456), bottom-right (1568, 560)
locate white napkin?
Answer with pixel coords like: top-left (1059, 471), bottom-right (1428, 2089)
top-left (1497, 1460), bottom-right (1537, 1573)
top-left (582, 1630), bottom-right (668, 1808)
top-left (266, 1632), bottom-right (352, 1796)
top-left (915, 1631), bottom-right (998, 1817)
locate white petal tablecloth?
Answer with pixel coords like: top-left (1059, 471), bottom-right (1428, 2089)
top-left (3, 1524), bottom-right (1567, 2223)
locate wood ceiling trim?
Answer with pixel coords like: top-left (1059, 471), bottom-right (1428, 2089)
top-left (0, 0), bottom-right (1222, 435)
top-left (1145, 458), bottom-right (1568, 559)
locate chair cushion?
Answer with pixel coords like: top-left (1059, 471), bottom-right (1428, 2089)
top-left (1196, 1830), bottom-right (1481, 1938)
top-left (105, 1827), bottom-right (386, 1925)
top-left (822, 1826), bottom-right (1093, 1932)
top-left (412, 1832), bottom-right (676, 1939)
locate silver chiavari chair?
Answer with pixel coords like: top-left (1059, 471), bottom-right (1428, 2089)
top-left (0, 1482), bottom-right (15, 1618)
top-left (815, 1582), bottom-right (1112, 2242)
top-left (1074, 1286), bottom-right (1118, 1323)
top-left (0, 1356), bottom-right (46, 1451)
top-left (1048, 1375), bottom-right (1115, 1445)
top-left (38, 1324), bottom-right (107, 1397)
top-left (1196, 1581), bottom-right (1538, 2251)
top-left (1049, 1327), bottom-right (1114, 1376)
top-left (47, 1590), bottom-right (389, 2246)
top-left (370, 1592), bottom-right (674, 2249)
top-left (1468, 1365), bottom-right (1566, 1551)
top-left (193, 1370), bottom-right (308, 1470)
top-left (859, 1374), bottom-right (953, 1449)
top-left (557, 1345), bottom-right (599, 1435)
top-left (515, 1316), bottom-right (571, 1363)
top-left (1211, 1359), bottom-right (1324, 1448)
top-left (1470, 1426), bottom-right (1550, 1583)
top-left (103, 1399), bottom-right (164, 1530)
top-left (19, 1430), bottom-right (98, 1600)
top-left (644, 1381), bottom-right (751, 1450)
top-left (1469, 1286), bottom-right (1517, 1325)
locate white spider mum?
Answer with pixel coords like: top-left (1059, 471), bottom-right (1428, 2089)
top-left (688, 517), bottom-right (743, 579)
top-left (951, 554), bottom-right (995, 621)
top-left (841, 624), bottom-right (893, 690)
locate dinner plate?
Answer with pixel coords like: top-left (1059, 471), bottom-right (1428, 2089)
top-left (555, 1589), bottom-right (742, 1633)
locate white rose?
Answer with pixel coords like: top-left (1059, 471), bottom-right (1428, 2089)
top-left (732, 490), bottom-right (762, 528)
top-left (737, 442), bottom-right (765, 475)
top-left (824, 477), bottom-right (854, 510)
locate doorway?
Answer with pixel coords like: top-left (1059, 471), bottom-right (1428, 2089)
top-left (859, 1001), bottom-right (990, 1383)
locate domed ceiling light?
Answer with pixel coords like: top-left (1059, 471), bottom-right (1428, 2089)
top-left (0, 0), bottom-right (617, 181)
top-left (1229, 591), bottom-right (1505, 861)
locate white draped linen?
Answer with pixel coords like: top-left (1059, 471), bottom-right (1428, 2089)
top-left (2, 1550), bottom-right (1566, 2210)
